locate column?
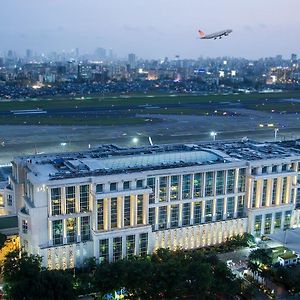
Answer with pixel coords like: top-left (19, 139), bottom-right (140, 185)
top-left (266, 179), bottom-right (272, 207)
top-left (130, 195), bottom-right (137, 226)
top-left (77, 217), bottom-right (81, 242)
top-left (117, 196), bottom-right (123, 228)
top-left (61, 187), bottom-right (66, 215)
top-left (103, 198), bottom-right (109, 230)
top-left (63, 218), bottom-right (67, 244)
top-left (75, 185), bottom-right (80, 213)
top-left (143, 193), bottom-right (149, 225)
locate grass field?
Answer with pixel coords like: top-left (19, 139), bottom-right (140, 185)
top-left (0, 91), bottom-right (300, 112)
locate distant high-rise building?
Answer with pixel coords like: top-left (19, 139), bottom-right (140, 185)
top-left (26, 49), bottom-right (33, 61)
top-left (128, 53), bottom-right (136, 67)
top-left (291, 53), bottom-right (297, 63)
top-left (95, 48), bottom-right (106, 60)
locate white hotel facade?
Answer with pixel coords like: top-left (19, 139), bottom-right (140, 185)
top-left (9, 140), bottom-right (300, 269)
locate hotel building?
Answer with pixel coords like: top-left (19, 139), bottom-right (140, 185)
top-left (10, 140), bottom-right (300, 269)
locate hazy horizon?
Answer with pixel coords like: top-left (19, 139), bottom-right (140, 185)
top-left (1, 0), bottom-right (300, 59)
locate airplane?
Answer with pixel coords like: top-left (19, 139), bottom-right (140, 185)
top-left (198, 29), bottom-right (232, 40)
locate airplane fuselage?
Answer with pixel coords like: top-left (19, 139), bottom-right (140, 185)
top-left (199, 29), bottom-right (232, 40)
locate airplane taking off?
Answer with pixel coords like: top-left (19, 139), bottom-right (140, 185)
top-left (198, 29), bottom-right (232, 40)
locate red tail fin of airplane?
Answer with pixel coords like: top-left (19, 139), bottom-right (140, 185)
top-left (198, 30), bottom-right (206, 38)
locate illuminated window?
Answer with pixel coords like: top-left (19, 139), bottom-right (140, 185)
top-left (237, 196), bottom-right (244, 218)
top-left (66, 218), bottom-right (76, 243)
top-left (261, 179), bottom-right (268, 207)
top-left (113, 237), bottom-right (122, 261)
top-left (170, 204), bottom-right (179, 228)
top-left (158, 206), bottom-right (167, 230)
top-left (0, 193), bottom-right (4, 207)
top-left (284, 211), bottom-right (291, 230)
top-left (52, 220), bottom-right (63, 246)
top-left (139, 233), bottom-right (148, 256)
top-left (254, 215), bottom-right (262, 237)
top-left (193, 173), bottom-right (203, 198)
top-left (147, 178), bottom-right (155, 204)
top-left (66, 186), bottom-right (75, 214)
top-left (99, 239), bottom-right (109, 262)
top-left (274, 212), bottom-right (282, 231)
top-left (51, 188), bottom-right (61, 215)
top-left (264, 213), bottom-right (272, 234)
top-left (137, 195), bottom-right (143, 225)
top-left (272, 179), bottom-right (277, 205)
top-left (205, 200), bottom-right (213, 223)
top-left (111, 197), bottom-right (118, 228)
top-left (182, 203), bottom-right (190, 226)
top-left (227, 169), bottom-right (235, 194)
top-left (124, 196), bottom-right (131, 226)
top-left (22, 219), bottom-right (28, 234)
top-left (193, 202), bottom-right (202, 225)
top-left (97, 199), bottom-right (104, 230)
top-left (148, 207), bottom-right (155, 230)
top-left (296, 188), bottom-right (300, 209)
top-left (216, 171), bottom-right (225, 196)
top-left (216, 198), bottom-right (224, 221)
top-left (238, 168), bottom-right (246, 192)
top-left (81, 216), bottom-right (90, 241)
top-left (182, 175), bottom-right (191, 199)
top-left (159, 176), bottom-right (168, 202)
top-left (170, 175), bottom-right (179, 201)
top-left (126, 235), bottom-right (135, 258)
top-left (205, 172), bottom-right (214, 197)
top-left (226, 197), bottom-right (234, 219)
top-left (80, 185), bottom-right (89, 212)
top-left (7, 194), bottom-right (13, 206)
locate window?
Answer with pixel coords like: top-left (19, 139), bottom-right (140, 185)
top-left (51, 188), bottom-right (61, 215)
top-left (147, 178), bottom-right (156, 204)
top-left (205, 200), bottom-right (213, 222)
top-left (238, 168), bottom-right (246, 193)
top-left (227, 197), bottom-right (234, 219)
top-left (227, 169), bottom-right (235, 194)
top-left (81, 216), bottom-right (90, 241)
top-left (110, 182), bottom-right (117, 191)
top-left (182, 175), bottom-right (191, 199)
top-left (159, 177), bottom-right (168, 202)
top-left (99, 239), bottom-right (109, 262)
top-left (22, 220), bottom-right (28, 234)
top-left (126, 235), bottom-right (135, 258)
top-left (205, 172), bottom-right (214, 197)
top-left (264, 214), bottom-right (272, 234)
top-left (282, 164), bottom-right (287, 172)
top-left (52, 220), bottom-right (63, 246)
top-left (261, 179), bottom-right (268, 207)
top-left (262, 166), bottom-right (268, 174)
top-left (274, 212), bottom-right (282, 231)
top-left (272, 179), bottom-right (277, 205)
top-left (111, 197), bottom-right (118, 228)
top-left (96, 184), bottom-right (103, 193)
top-left (182, 203), bottom-right (190, 226)
top-left (216, 198), bottom-right (224, 221)
top-left (0, 194), bottom-right (3, 207)
top-left (216, 171), bottom-right (225, 196)
top-left (139, 233), bottom-right (148, 256)
top-left (148, 207), bottom-right (156, 230)
top-left (193, 173), bottom-right (202, 198)
top-left (7, 194), bottom-right (13, 206)
top-left (136, 180), bottom-right (143, 188)
top-left (158, 206), bottom-right (167, 230)
top-left (97, 199), bottom-right (104, 230)
top-left (170, 205), bottom-right (179, 228)
top-left (272, 165), bottom-right (277, 173)
top-left (170, 175), bottom-right (179, 201)
top-left (80, 185), bottom-right (89, 212)
top-left (124, 196), bottom-right (131, 226)
top-left (254, 215), bottom-right (262, 237)
top-left (282, 178), bottom-right (288, 203)
top-left (194, 202), bottom-right (202, 224)
top-left (137, 195), bottom-right (143, 225)
top-left (66, 218), bottom-right (76, 243)
top-left (113, 237), bottom-right (122, 261)
top-left (123, 181), bottom-right (130, 190)
top-left (66, 186), bottom-right (75, 214)
top-left (296, 188), bottom-right (300, 209)
top-left (252, 181), bottom-right (258, 208)
top-left (284, 211), bottom-right (291, 230)
top-left (237, 196), bottom-right (244, 218)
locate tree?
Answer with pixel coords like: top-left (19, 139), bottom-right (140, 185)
top-left (0, 232), bottom-right (7, 249)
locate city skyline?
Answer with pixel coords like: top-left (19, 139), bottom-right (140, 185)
top-left (1, 0), bottom-right (300, 59)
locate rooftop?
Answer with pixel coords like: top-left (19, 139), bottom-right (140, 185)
top-left (13, 139), bottom-right (300, 182)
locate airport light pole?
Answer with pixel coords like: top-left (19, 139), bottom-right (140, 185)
top-left (210, 131), bottom-right (217, 141)
top-left (274, 128), bottom-right (279, 142)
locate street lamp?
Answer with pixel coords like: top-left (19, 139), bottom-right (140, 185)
top-left (132, 137), bottom-right (138, 144)
top-left (274, 128), bottom-right (279, 142)
top-left (210, 131), bottom-right (217, 141)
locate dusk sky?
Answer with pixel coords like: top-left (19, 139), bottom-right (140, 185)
top-left (1, 0), bottom-right (299, 59)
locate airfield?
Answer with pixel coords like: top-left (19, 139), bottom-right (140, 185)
top-left (1, 91), bottom-right (300, 164)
